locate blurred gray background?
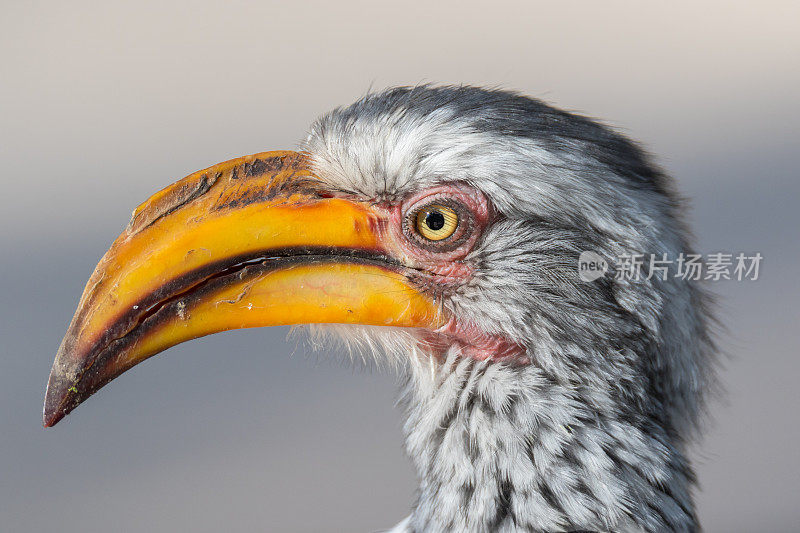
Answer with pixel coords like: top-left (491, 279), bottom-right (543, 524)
top-left (1, 1), bottom-right (798, 531)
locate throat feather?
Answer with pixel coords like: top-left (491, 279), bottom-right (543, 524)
top-left (399, 349), bottom-right (698, 532)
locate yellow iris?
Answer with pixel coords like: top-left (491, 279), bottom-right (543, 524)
top-left (415, 204), bottom-right (459, 241)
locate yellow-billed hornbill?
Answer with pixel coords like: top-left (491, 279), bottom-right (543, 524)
top-left (44, 86), bottom-right (715, 532)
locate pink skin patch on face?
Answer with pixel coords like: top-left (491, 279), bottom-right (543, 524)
top-left (385, 184), bottom-right (490, 276)
top-left (338, 184), bottom-right (527, 363)
top-left (386, 184), bottom-right (528, 364)
top-left (417, 318), bottom-right (528, 364)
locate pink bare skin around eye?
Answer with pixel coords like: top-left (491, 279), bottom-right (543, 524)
top-left (380, 184), bottom-right (526, 363)
top-left (392, 183), bottom-right (491, 261)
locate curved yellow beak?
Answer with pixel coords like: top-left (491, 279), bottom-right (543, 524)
top-left (43, 151), bottom-right (444, 427)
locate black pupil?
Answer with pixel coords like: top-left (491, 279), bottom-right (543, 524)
top-left (425, 210), bottom-right (446, 231)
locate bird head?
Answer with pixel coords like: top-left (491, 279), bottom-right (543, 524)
top-left (44, 86), bottom-right (714, 531)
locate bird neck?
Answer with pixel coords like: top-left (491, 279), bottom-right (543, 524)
top-left (399, 352), bottom-right (698, 532)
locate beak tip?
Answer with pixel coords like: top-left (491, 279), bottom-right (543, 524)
top-left (42, 371), bottom-right (77, 428)
top-left (42, 413), bottom-right (58, 428)
top-left (42, 402), bottom-right (64, 428)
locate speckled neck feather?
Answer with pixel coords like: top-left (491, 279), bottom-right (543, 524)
top-left (399, 350), bottom-right (696, 532)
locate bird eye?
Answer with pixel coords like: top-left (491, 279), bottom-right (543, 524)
top-left (414, 204), bottom-right (459, 241)
top-left (401, 186), bottom-right (486, 255)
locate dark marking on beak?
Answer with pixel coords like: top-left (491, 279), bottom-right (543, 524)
top-left (127, 172), bottom-right (218, 235)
